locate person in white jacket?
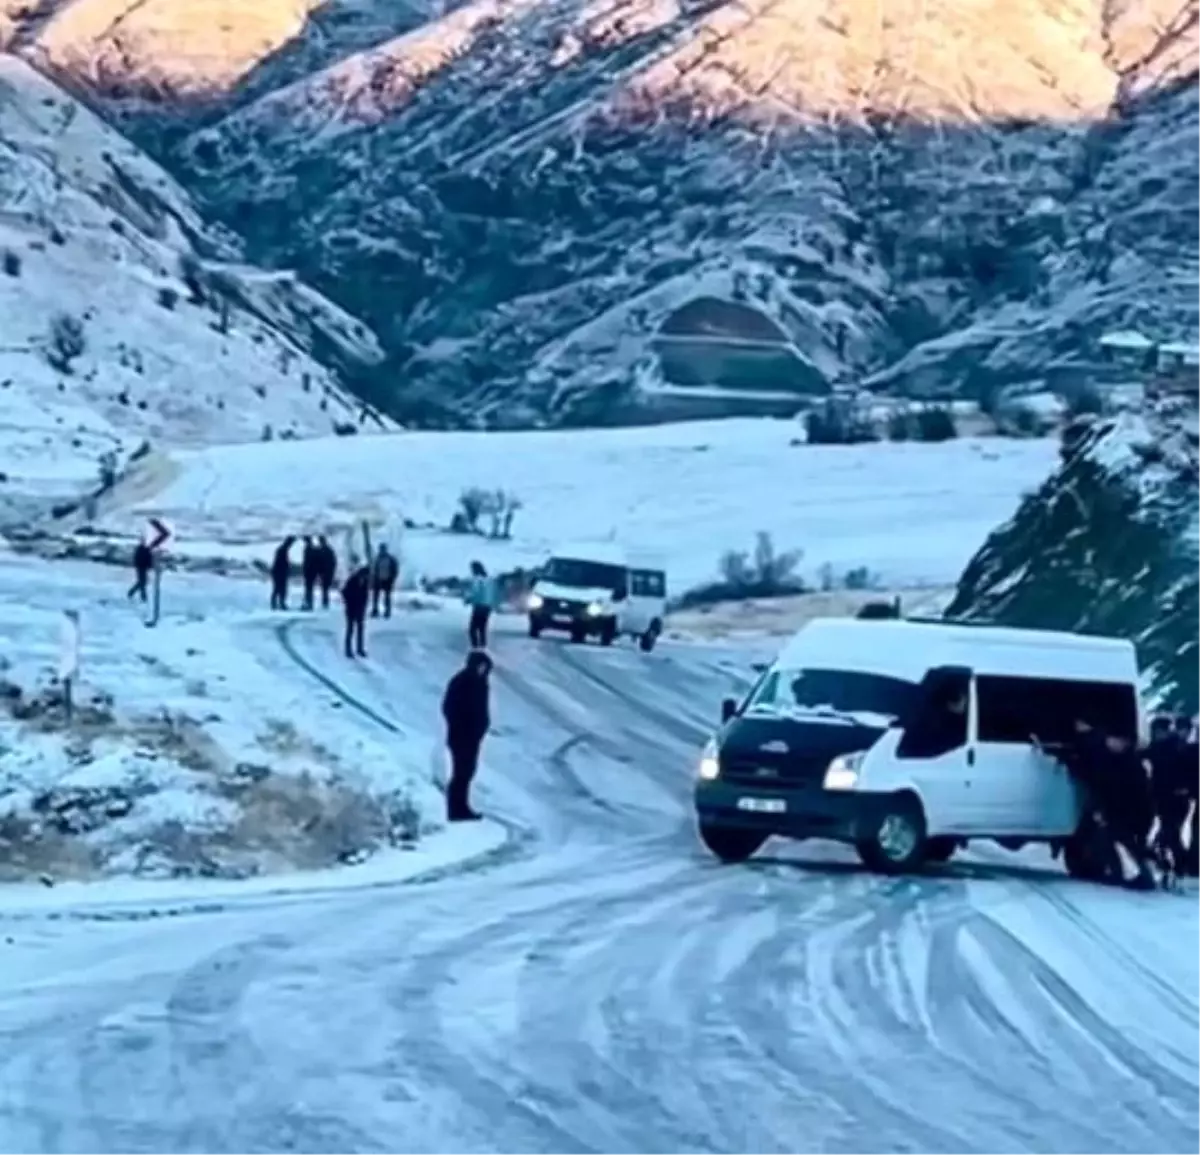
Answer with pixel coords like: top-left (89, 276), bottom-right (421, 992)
top-left (465, 560), bottom-right (497, 648)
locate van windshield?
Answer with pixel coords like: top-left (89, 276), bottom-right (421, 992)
top-left (747, 667), bottom-right (918, 728)
top-left (542, 558), bottom-right (626, 590)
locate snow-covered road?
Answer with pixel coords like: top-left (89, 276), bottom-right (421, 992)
top-left (1, 613), bottom-right (1196, 1154)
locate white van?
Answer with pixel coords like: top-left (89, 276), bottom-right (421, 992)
top-left (526, 543), bottom-right (667, 652)
top-left (693, 617), bottom-right (1142, 875)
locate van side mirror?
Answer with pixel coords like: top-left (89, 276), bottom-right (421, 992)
top-left (721, 697), bottom-right (738, 723)
top-left (613, 585), bottom-right (628, 602)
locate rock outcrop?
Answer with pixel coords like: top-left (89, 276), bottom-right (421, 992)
top-left (947, 401), bottom-right (1199, 711)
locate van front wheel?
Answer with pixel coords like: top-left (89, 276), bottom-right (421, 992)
top-left (857, 794), bottom-right (927, 874)
top-left (698, 823), bottom-right (767, 864)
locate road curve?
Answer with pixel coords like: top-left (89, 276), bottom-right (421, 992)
top-left (0, 614), bottom-right (1195, 1154)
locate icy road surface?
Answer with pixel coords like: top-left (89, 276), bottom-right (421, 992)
top-left (0, 614), bottom-right (1196, 1154)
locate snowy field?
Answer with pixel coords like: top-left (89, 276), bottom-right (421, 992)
top-left (101, 421), bottom-right (1060, 592)
top-left (0, 556), bottom-right (465, 885)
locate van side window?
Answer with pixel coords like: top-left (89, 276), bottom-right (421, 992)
top-left (975, 675), bottom-right (1139, 746)
top-left (630, 570), bottom-right (665, 598)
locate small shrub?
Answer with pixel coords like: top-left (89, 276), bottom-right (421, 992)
top-left (804, 398), bottom-right (877, 445)
top-left (1064, 383), bottom-right (1105, 419)
top-left (261, 424), bottom-right (274, 441)
top-left (45, 313), bottom-right (85, 374)
top-left (886, 409), bottom-right (913, 441)
top-left (680, 531), bottom-right (806, 608)
top-left (332, 421), bottom-right (357, 436)
top-left (48, 226), bottom-right (65, 245)
top-left (2, 250), bottom-right (20, 276)
top-left (843, 565), bottom-right (878, 591)
top-left (252, 383), bottom-right (266, 399)
top-left (997, 402), bottom-right (1047, 438)
top-left (456, 486), bottom-right (488, 533)
top-left (912, 405), bottom-right (958, 442)
top-left (157, 287), bottom-right (178, 310)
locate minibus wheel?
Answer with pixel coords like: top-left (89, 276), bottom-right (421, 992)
top-left (698, 823), bottom-right (767, 864)
top-left (858, 793), bottom-right (927, 874)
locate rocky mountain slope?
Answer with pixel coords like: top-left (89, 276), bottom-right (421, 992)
top-left (0, 50), bottom-right (392, 516)
top-left (3, 0), bottom-right (1198, 428)
top-left (947, 401), bottom-right (1199, 712)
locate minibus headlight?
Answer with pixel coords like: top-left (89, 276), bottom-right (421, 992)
top-left (824, 751), bottom-right (866, 791)
top-left (698, 737), bottom-right (721, 781)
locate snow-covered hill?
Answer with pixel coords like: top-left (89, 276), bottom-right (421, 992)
top-left (0, 52), bottom-right (392, 513)
top-left (6, 0), bottom-right (1196, 429)
top-left (947, 401), bottom-right (1199, 712)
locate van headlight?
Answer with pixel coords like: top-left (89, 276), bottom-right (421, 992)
top-left (697, 737), bottom-right (721, 781)
top-left (527, 593), bottom-right (544, 610)
top-left (823, 751), bottom-right (865, 791)
top-left (586, 601), bottom-right (606, 616)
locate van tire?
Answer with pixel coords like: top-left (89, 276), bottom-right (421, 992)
top-left (639, 620), bottom-right (662, 652)
top-left (698, 823), bottom-right (767, 864)
top-left (528, 616), bottom-right (543, 639)
top-left (598, 619), bottom-right (616, 646)
top-left (569, 624), bottom-right (587, 644)
top-left (857, 793), bottom-right (927, 874)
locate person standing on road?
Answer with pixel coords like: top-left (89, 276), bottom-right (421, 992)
top-left (341, 558), bottom-right (371, 659)
top-left (301, 535), bottom-right (320, 611)
top-left (466, 560), bottom-right (497, 649)
top-left (1146, 715), bottom-right (1191, 877)
top-left (128, 539), bottom-right (154, 603)
top-left (316, 535), bottom-right (337, 608)
top-left (441, 649), bottom-right (492, 821)
top-left (371, 543), bottom-right (399, 619)
top-left (270, 535), bottom-right (296, 611)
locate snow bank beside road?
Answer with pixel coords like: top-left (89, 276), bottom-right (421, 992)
top-left (0, 558), bottom-right (445, 885)
top-left (105, 421), bottom-right (1060, 593)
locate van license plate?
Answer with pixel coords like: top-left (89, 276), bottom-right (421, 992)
top-left (737, 797), bottom-right (785, 814)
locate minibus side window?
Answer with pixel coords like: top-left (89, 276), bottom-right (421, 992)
top-left (976, 675), bottom-right (1138, 746)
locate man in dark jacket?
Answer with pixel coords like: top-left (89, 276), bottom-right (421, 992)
top-left (371, 544), bottom-right (399, 619)
top-left (316, 535), bottom-right (337, 608)
top-left (341, 560), bottom-right (371, 658)
top-left (301, 536), bottom-right (320, 611)
top-left (441, 650), bottom-right (492, 821)
top-left (128, 540), bottom-right (154, 603)
top-left (270, 536), bottom-right (295, 610)
top-left (1146, 715), bottom-right (1191, 876)
top-left (1064, 720), bottom-right (1155, 888)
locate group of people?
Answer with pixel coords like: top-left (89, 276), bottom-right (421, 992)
top-left (1057, 714), bottom-right (1198, 889)
top-left (267, 535), bottom-right (401, 658)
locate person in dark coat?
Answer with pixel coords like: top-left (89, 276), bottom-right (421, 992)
top-left (1064, 720), bottom-right (1155, 888)
top-left (128, 540), bottom-right (154, 603)
top-left (270, 535), bottom-right (296, 611)
top-left (316, 535), bottom-right (337, 608)
top-left (341, 559), bottom-right (371, 658)
top-left (1146, 715), bottom-right (1192, 876)
top-left (441, 650), bottom-right (492, 821)
top-left (371, 544), bottom-right (399, 619)
top-left (301, 536), bottom-right (320, 611)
